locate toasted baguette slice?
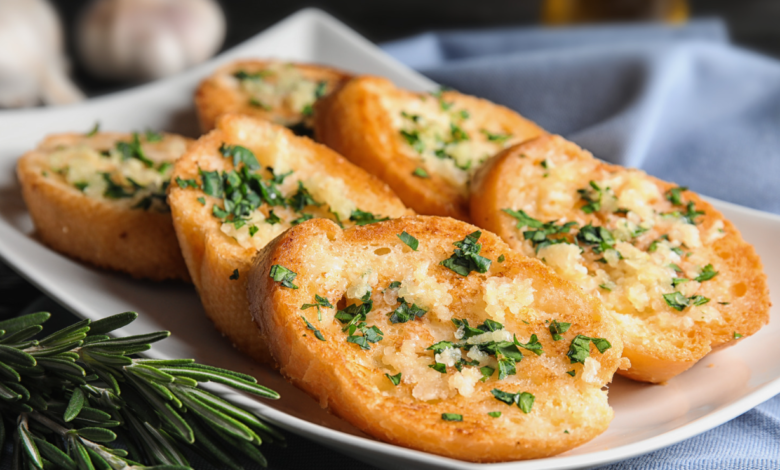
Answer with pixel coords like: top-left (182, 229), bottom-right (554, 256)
top-left (168, 113), bottom-right (411, 363)
top-left (470, 135), bottom-right (770, 383)
top-left (314, 76), bottom-right (546, 221)
top-left (195, 59), bottom-right (352, 133)
top-left (17, 131), bottom-right (191, 281)
top-left (247, 216), bottom-right (625, 462)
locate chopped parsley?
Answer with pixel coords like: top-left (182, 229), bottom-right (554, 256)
top-left (665, 186), bottom-right (688, 206)
top-left (671, 277), bottom-right (689, 287)
top-left (503, 209), bottom-right (578, 252)
top-left (441, 413), bottom-right (462, 422)
top-left (229, 269), bottom-right (239, 280)
top-left (388, 281), bottom-right (402, 289)
top-left (269, 264), bottom-right (298, 289)
top-left (481, 129), bottom-right (512, 143)
top-left (663, 292), bottom-right (711, 311)
top-left (490, 389), bottom-right (535, 414)
top-left (350, 209), bottom-right (389, 226)
top-left (549, 320), bottom-right (571, 341)
top-left (116, 133), bottom-right (154, 168)
top-left (413, 167), bottom-right (429, 178)
top-left (220, 144), bottom-right (261, 170)
top-left (665, 201), bottom-right (705, 225)
top-left (566, 370), bottom-right (576, 377)
top-left (385, 372), bottom-right (402, 386)
top-left (389, 299), bottom-right (427, 324)
top-left (266, 210), bottom-right (281, 225)
top-left (577, 181), bottom-right (605, 214)
top-left (290, 213), bottom-right (314, 226)
top-left (74, 182), bottom-right (88, 192)
top-left (145, 130), bottom-right (163, 142)
top-left (301, 316), bottom-right (326, 341)
top-left (249, 98), bottom-right (272, 110)
top-left (288, 181), bottom-right (321, 212)
top-left (480, 366), bottom-right (495, 382)
top-left (301, 294), bottom-right (333, 321)
top-left (440, 231), bottom-right (492, 276)
top-left (346, 323), bottom-right (384, 350)
top-left (514, 334), bottom-right (543, 356)
top-left (397, 231), bottom-right (419, 250)
top-left (175, 176), bottom-right (198, 189)
top-left (86, 122), bottom-right (100, 137)
top-left (248, 225), bottom-right (258, 236)
top-left (449, 318), bottom-right (524, 379)
top-left (576, 224), bottom-right (616, 254)
top-left (567, 334), bottom-right (611, 364)
top-left (102, 173), bottom-right (136, 199)
top-left (734, 332), bottom-right (743, 339)
top-left (497, 254), bottom-right (505, 263)
top-left (400, 129), bottom-right (425, 153)
top-left (488, 411), bottom-right (501, 418)
top-left (694, 264), bottom-right (718, 282)
top-left (599, 284), bottom-right (612, 291)
top-left (429, 362), bottom-right (447, 373)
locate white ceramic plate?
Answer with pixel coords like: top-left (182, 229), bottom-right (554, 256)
top-left (0, 9), bottom-right (778, 470)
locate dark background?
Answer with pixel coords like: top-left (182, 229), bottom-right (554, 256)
top-left (48, 0), bottom-right (780, 96)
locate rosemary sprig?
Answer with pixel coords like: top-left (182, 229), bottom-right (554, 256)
top-left (0, 311), bottom-right (281, 469)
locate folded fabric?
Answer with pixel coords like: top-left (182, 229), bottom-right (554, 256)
top-left (382, 20), bottom-right (780, 216)
top-left (382, 19), bottom-right (780, 470)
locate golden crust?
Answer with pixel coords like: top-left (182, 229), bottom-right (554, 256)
top-left (168, 113), bottom-right (411, 364)
top-left (470, 134), bottom-right (770, 383)
top-left (314, 76), bottom-right (546, 222)
top-left (248, 216), bottom-right (624, 462)
top-left (16, 132), bottom-right (191, 282)
top-left (194, 60), bottom-right (352, 133)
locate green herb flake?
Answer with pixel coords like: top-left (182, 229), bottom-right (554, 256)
top-left (248, 225), bottom-right (258, 237)
top-left (734, 332), bottom-right (743, 339)
top-left (219, 143), bottom-right (261, 171)
top-left (145, 130), bottom-right (163, 142)
top-left (498, 254), bottom-right (506, 263)
top-left (441, 413), bottom-right (462, 422)
top-left (665, 186), bottom-right (688, 206)
top-left (518, 392), bottom-right (535, 414)
top-left (397, 231), bottom-right (419, 250)
top-left (429, 362), bottom-right (447, 373)
top-left (549, 320), bottom-right (571, 341)
top-left (389, 299), bottom-right (428, 324)
top-left (514, 334), bottom-right (543, 356)
top-left (346, 323), bottom-right (384, 350)
top-left (503, 208), bottom-right (578, 252)
top-left (694, 264), bottom-right (719, 282)
top-left (400, 129), bottom-right (425, 154)
top-left (599, 284), bottom-right (612, 291)
top-left (175, 176), bottom-right (199, 189)
top-left (86, 122), bottom-right (100, 137)
top-left (290, 213), bottom-right (314, 226)
top-left (301, 316), bottom-right (326, 341)
top-left (229, 269), bottom-right (239, 280)
top-left (385, 372), bottom-right (402, 386)
top-left (488, 411), bottom-right (501, 418)
top-left (440, 231), bottom-right (492, 276)
top-left (481, 129), bottom-right (512, 143)
top-left (577, 180), bottom-right (604, 214)
top-left (567, 334), bottom-right (611, 364)
top-left (566, 370), bottom-right (576, 377)
top-left (413, 167), bottom-right (429, 178)
top-left (480, 366), bottom-right (495, 382)
top-left (269, 264), bottom-right (299, 289)
top-left (389, 281), bottom-right (402, 289)
top-left (350, 209), bottom-right (389, 226)
top-left (671, 277), bottom-right (689, 287)
top-left (490, 389), bottom-right (535, 413)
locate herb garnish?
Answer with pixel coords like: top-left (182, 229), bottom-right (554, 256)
top-left (441, 231), bottom-right (492, 276)
top-left (734, 332), bottom-right (743, 339)
top-left (269, 264), bottom-right (299, 289)
top-left (288, 181), bottom-right (320, 212)
top-left (385, 372), bottom-right (402, 386)
top-left (666, 186), bottom-right (688, 206)
top-left (301, 294), bottom-right (333, 321)
top-left (663, 292), bottom-right (710, 311)
top-left (389, 299), bottom-right (427, 323)
top-left (350, 209), bottom-right (389, 226)
top-left (144, 129), bottom-right (163, 142)
top-left (567, 334), bottom-right (612, 364)
top-left (576, 224), bottom-right (616, 254)
top-left (413, 167), bottom-right (429, 178)
top-left (441, 413), bottom-right (462, 422)
top-left (549, 320), bottom-right (571, 341)
top-left (498, 254), bottom-right (505, 263)
top-left (488, 411), bottom-right (502, 418)
top-left (577, 181), bottom-right (604, 214)
top-left (694, 264), bottom-right (718, 282)
top-left (397, 231), bottom-right (419, 250)
top-left (86, 122), bottom-right (100, 137)
top-left (220, 143), bottom-right (261, 170)
top-left (301, 316), bottom-right (326, 341)
top-left (229, 269), bottom-right (239, 280)
top-left (481, 130), bottom-right (512, 143)
top-left (503, 209), bottom-right (578, 252)
top-left (346, 323), bottom-right (384, 350)
top-left (490, 389), bottom-right (535, 414)
top-left (116, 133), bottom-right (154, 168)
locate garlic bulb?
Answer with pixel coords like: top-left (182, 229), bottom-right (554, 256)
top-left (77, 0), bottom-right (226, 82)
top-left (0, 0), bottom-right (84, 107)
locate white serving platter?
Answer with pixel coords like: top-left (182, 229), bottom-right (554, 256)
top-left (0, 8), bottom-right (778, 470)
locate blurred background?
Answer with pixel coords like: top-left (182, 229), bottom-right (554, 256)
top-left (9, 0), bottom-right (780, 101)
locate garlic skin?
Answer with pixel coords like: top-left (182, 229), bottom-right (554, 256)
top-left (77, 0), bottom-right (226, 82)
top-left (0, 0), bottom-right (84, 107)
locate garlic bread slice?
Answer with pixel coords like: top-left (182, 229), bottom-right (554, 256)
top-left (17, 131), bottom-right (191, 281)
top-left (248, 216), bottom-right (624, 462)
top-left (470, 135), bottom-right (770, 383)
top-left (314, 76), bottom-right (545, 221)
top-left (195, 59), bottom-right (352, 133)
top-left (168, 113), bottom-right (410, 363)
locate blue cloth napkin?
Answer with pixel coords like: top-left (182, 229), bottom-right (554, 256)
top-left (382, 19), bottom-right (780, 470)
